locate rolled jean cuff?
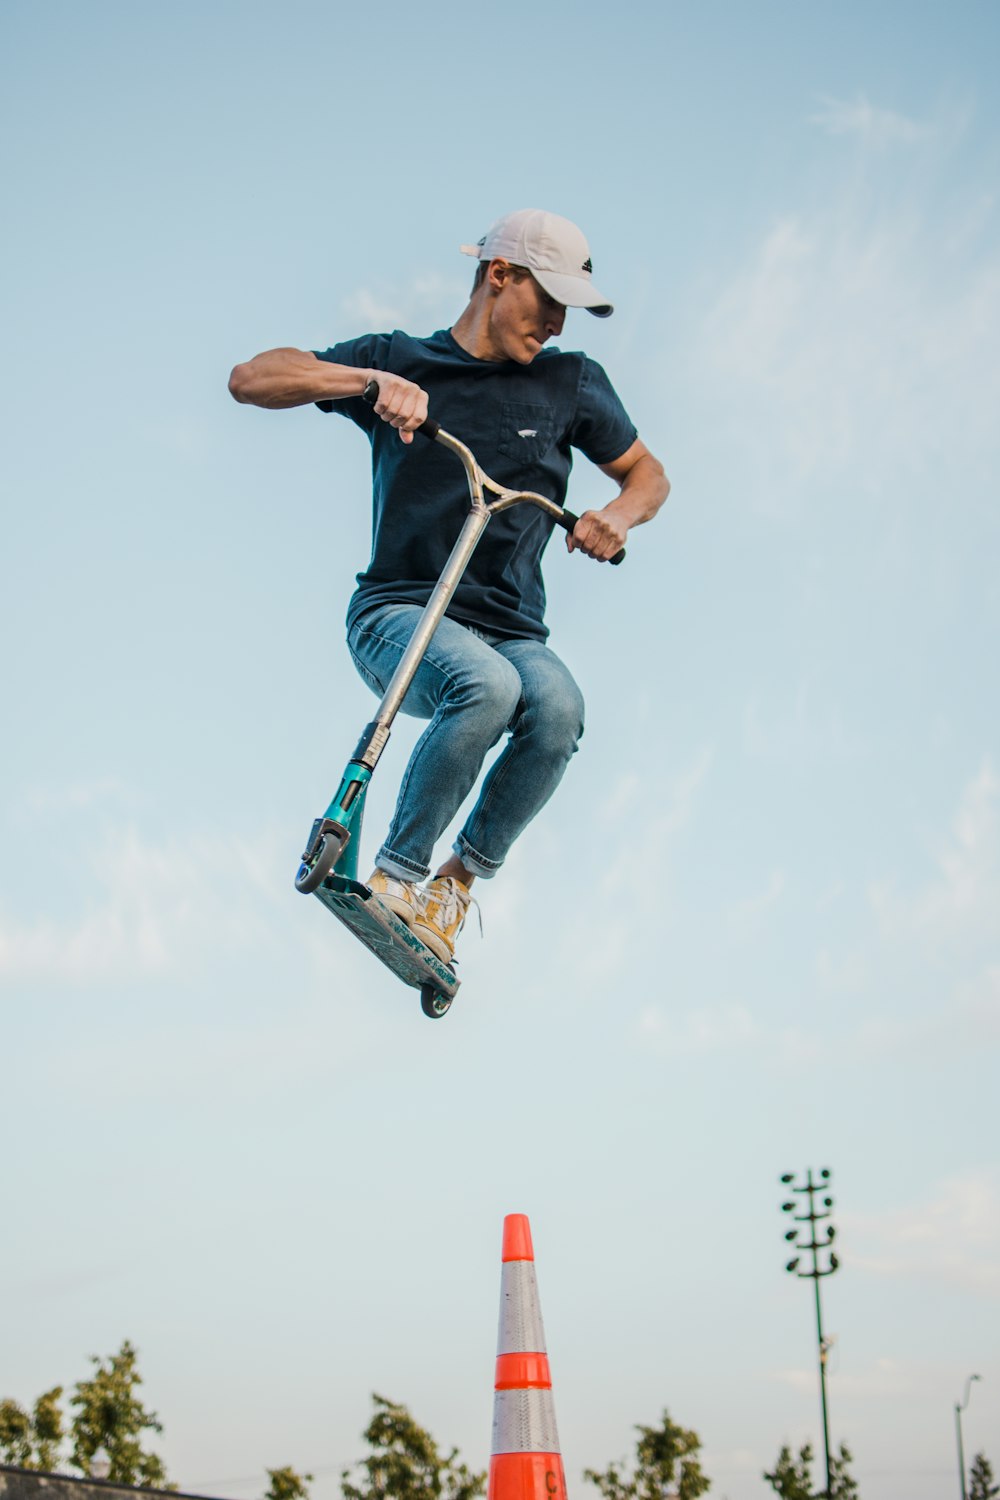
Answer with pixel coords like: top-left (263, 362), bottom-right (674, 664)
top-left (452, 834), bottom-right (502, 881)
top-left (376, 846), bottom-right (430, 881)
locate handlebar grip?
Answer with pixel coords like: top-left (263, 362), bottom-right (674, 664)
top-left (362, 378), bottom-right (440, 441)
top-left (559, 507), bottom-right (626, 566)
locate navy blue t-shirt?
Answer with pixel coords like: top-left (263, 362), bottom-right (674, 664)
top-left (315, 327), bottom-right (637, 642)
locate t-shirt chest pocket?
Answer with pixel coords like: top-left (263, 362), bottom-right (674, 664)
top-left (497, 401), bottom-right (556, 464)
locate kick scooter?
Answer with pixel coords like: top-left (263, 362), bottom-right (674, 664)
top-left (294, 380), bottom-right (624, 1020)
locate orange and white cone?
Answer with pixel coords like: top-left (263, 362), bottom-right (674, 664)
top-left (488, 1214), bottom-right (567, 1500)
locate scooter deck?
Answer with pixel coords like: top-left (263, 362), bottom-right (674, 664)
top-left (314, 876), bottom-right (460, 1002)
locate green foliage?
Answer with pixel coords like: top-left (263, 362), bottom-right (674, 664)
top-left (69, 1340), bottom-right (171, 1488)
top-left (266, 1467), bottom-right (313, 1500)
top-left (0, 1400), bottom-right (34, 1468)
top-left (763, 1444), bottom-right (813, 1500)
top-left (763, 1441), bottom-right (858, 1499)
top-left (970, 1453), bottom-right (1000, 1500)
top-left (828, 1444), bottom-right (859, 1499)
top-left (583, 1409), bottom-right (711, 1500)
top-left (32, 1388), bottom-right (65, 1474)
top-left (340, 1394), bottom-right (486, 1500)
top-left (0, 1389), bottom-right (65, 1472)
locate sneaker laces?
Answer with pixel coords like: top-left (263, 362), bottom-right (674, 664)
top-left (370, 870), bottom-right (421, 902)
top-left (431, 877), bottom-right (483, 938)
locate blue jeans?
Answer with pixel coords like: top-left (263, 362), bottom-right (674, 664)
top-left (347, 603), bottom-right (585, 880)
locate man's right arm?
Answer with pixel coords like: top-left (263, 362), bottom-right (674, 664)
top-left (227, 347), bottom-right (428, 440)
top-left (227, 347), bottom-right (368, 408)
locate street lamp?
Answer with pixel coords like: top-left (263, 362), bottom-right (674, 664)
top-left (955, 1374), bottom-right (982, 1500)
top-left (90, 1447), bottom-right (111, 1481)
top-left (780, 1168), bottom-right (840, 1500)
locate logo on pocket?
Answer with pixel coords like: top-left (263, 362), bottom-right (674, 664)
top-left (499, 401), bottom-right (552, 459)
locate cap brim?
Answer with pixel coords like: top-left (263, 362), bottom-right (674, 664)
top-left (533, 267), bottom-right (614, 318)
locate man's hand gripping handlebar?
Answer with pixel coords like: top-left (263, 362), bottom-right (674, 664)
top-left (361, 378), bottom-right (625, 565)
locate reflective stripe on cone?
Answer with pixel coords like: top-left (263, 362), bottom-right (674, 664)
top-left (493, 1389), bottom-right (561, 1453)
top-left (488, 1215), bottom-right (567, 1500)
top-left (497, 1262), bottom-right (547, 1353)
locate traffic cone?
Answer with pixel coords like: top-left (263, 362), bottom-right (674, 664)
top-left (488, 1214), bottom-right (567, 1500)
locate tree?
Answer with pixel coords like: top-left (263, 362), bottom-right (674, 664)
top-left (827, 1445), bottom-right (858, 1500)
top-left (584, 1410), bottom-right (711, 1500)
top-left (0, 1388), bottom-right (65, 1471)
top-left (265, 1467), bottom-right (313, 1500)
top-left (0, 1401), bottom-right (33, 1468)
top-left (763, 1441), bottom-right (858, 1500)
top-left (970, 1453), bottom-right (1000, 1500)
top-left (33, 1388), bottom-right (65, 1474)
top-left (340, 1394), bottom-right (486, 1500)
top-left (69, 1340), bottom-right (171, 1488)
top-left (763, 1444), bottom-right (812, 1500)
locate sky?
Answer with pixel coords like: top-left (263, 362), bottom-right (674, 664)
top-left (2, 3), bottom-right (999, 1499)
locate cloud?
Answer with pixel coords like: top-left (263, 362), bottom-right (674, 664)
top-left (462, 745), bottom-right (716, 1017)
top-left (700, 1446), bottom-right (767, 1484)
top-left (17, 775), bottom-right (137, 817)
top-left (770, 1355), bottom-right (917, 1397)
top-left (633, 760), bottom-right (1000, 1065)
top-left (743, 688), bottom-right (867, 765)
top-left (813, 763), bottom-right (1000, 1060)
top-left (637, 1000), bottom-right (757, 1055)
top-left (599, 749), bottom-right (713, 893)
top-left (729, 869), bottom-right (786, 930)
top-left (341, 273), bottom-right (469, 332)
top-left (844, 962), bottom-right (1000, 1068)
top-left (695, 136), bottom-right (1000, 494)
top-left (12, 1255), bottom-right (140, 1299)
top-left (0, 822), bottom-right (289, 983)
top-left (869, 759), bottom-right (999, 949)
top-left (815, 944), bottom-right (869, 996)
top-left (0, 814), bottom-right (411, 1092)
top-left (576, 746), bottom-right (714, 983)
top-left (811, 94), bottom-right (931, 147)
top-left (845, 1170), bottom-right (1000, 1296)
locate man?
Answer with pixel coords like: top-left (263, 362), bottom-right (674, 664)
top-left (229, 209), bottom-right (669, 962)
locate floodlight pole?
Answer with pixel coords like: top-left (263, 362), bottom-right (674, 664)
top-left (955, 1374), bottom-right (981, 1500)
top-left (780, 1168), bottom-right (840, 1500)
top-left (813, 1255), bottom-right (832, 1499)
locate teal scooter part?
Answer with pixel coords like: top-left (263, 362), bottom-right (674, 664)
top-left (294, 764), bottom-right (371, 893)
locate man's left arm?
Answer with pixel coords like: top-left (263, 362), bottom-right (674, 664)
top-left (566, 439), bottom-right (670, 563)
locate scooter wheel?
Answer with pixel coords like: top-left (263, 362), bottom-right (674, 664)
top-left (295, 832), bottom-right (342, 894)
top-left (420, 984), bottom-right (453, 1020)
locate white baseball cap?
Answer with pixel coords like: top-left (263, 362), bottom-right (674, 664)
top-left (460, 209), bottom-right (614, 317)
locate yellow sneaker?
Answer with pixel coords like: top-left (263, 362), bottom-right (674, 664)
top-left (412, 875), bottom-right (475, 962)
top-left (367, 869), bottom-right (424, 927)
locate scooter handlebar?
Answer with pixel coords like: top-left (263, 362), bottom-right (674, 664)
top-left (361, 378), bottom-right (624, 564)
